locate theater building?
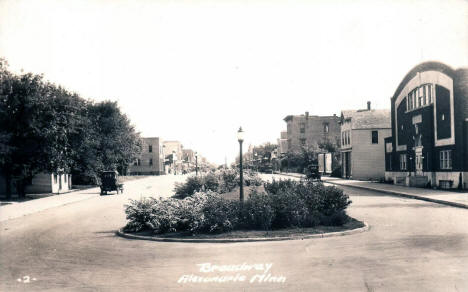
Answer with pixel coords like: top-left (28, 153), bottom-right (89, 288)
top-left (384, 62), bottom-right (468, 189)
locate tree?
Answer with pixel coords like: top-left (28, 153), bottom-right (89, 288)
top-left (280, 146), bottom-right (318, 174)
top-left (0, 59), bottom-right (142, 196)
top-left (0, 61), bottom-right (85, 198)
top-left (71, 101), bottom-right (141, 184)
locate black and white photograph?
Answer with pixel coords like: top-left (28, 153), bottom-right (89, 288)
top-left (1, 0), bottom-right (467, 291)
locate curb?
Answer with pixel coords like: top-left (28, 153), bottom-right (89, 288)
top-left (115, 222), bottom-right (370, 243)
top-left (324, 181), bottom-right (468, 210)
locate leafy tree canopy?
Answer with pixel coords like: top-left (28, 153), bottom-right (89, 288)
top-left (0, 58), bottom-right (141, 196)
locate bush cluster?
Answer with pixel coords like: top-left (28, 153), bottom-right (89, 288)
top-left (173, 169), bottom-right (263, 198)
top-left (124, 192), bottom-right (238, 234)
top-left (264, 179), bottom-right (352, 227)
top-left (125, 179), bottom-right (352, 235)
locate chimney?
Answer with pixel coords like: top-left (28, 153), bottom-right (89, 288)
top-left (305, 111), bottom-right (309, 119)
top-left (367, 101), bottom-right (371, 110)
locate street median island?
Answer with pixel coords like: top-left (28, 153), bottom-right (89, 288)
top-left (116, 219), bottom-right (368, 243)
top-left (118, 171), bottom-right (367, 243)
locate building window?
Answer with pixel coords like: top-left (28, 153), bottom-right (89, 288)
top-left (54, 174), bottom-right (58, 184)
top-left (137, 159), bottom-right (141, 166)
top-left (341, 132), bottom-right (345, 146)
top-left (440, 150), bottom-right (452, 169)
top-left (407, 84), bottom-right (433, 112)
top-left (149, 145), bottom-right (152, 153)
top-left (371, 131), bottom-right (378, 144)
top-left (299, 138), bottom-right (306, 146)
top-left (149, 159), bottom-right (153, 166)
top-left (300, 123), bottom-right (305, 134)
top-left (347, 131), bottom-right (350, 145)
top-left (323, 123), bottom-right (329, 133)
top-left (427, 84), bottom-right (432, 103)
top-left (400, 154), bottom-right (407, 170)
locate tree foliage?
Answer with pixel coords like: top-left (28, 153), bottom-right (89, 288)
top-left (0, 58), bottom-right (141, 197)
top-left (280, 146), bottom-right (318, 173)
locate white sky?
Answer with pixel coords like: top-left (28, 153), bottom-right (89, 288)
top-left (1, 0), bottom-right (467, 165)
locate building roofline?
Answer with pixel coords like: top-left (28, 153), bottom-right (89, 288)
top-left (284, 114), bottom-right (338, 122)
top-left (391, 61), bottom-right (456, 102)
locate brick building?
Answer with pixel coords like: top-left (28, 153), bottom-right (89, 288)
top-left (283, 112), bottom-right (340, 153)
top-left (384, 61), bottom-right (468, 189)
top-left (340, 102), bottom-right (391, 180)
top-left (128, 137), bottom-right (164, 175)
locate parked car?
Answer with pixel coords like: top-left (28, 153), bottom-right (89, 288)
top-left (305, 164), bottom-right (321, 181)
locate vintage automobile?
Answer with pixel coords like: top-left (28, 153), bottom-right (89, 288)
top-left (305, 164), bottom-right (321, 181)
top-left (99, 170), bottom-right (124, 195)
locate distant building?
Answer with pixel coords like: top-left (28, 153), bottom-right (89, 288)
top-left (163, 141), bottom-right (183, 174)
top-left (128, 137), bottom-right (164, 175)
top-left (384, 61), bottom-right (468, 189)
top-left (182, 149), bottom-right (196, 172)
top-left (340, 102), bottom-right (391, 180)
top-left (278, 131), bottom-right (288, 155)
top-left (283, 112), bottom-right (340, 153)
top-left (182, 149), bottom-right (195, 164)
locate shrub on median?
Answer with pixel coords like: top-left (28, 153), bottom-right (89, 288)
top-left (124, 179), bottom-right (353, 235)
top-left (264, 179), bottom-right (352, 227)
top-left (173, 169), bottom-right (263, 198)
top-left (173, 176), bottom-right (205, 199)
top-left (240, 190), bottom-right (275, 230)
top-left (124, 192), bottom-right (238, 234)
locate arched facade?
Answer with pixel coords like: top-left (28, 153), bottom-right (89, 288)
top-left (384, 62), bottom-right (468, 189)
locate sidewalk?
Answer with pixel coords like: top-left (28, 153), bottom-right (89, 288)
top-left (276, 172), bottom-right (468, 209)
top-left (0, 176), bottom-right (154, 223)
top-left (0, 187), bottom-right (100, 222)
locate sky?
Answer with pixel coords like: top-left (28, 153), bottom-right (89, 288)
top-left (1, 0), bottom-right (467, 165)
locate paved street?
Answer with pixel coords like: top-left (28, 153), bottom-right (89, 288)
top-left (1, 174), bottom-right (468, 291)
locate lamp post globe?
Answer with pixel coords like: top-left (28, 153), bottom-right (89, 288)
top-left (237, 127), bottom-right (244, 203)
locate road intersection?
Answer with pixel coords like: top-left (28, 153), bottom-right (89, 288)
top-left (1, 174), bottom-right (467, 291)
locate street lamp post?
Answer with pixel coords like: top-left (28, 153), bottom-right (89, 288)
top-left (195, 152), bottom-right (198, 176)
top-left (172, 150), bottom-right (176, 175)
top-left (237, 127), bottom-right (244, 203)
top-left (254, 152), bottom-right (258, 172)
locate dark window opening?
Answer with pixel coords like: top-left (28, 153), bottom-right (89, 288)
top-left (300, 123), bottom-right (305, 134)
top-left (371, 131), bottom-right (378, 144)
